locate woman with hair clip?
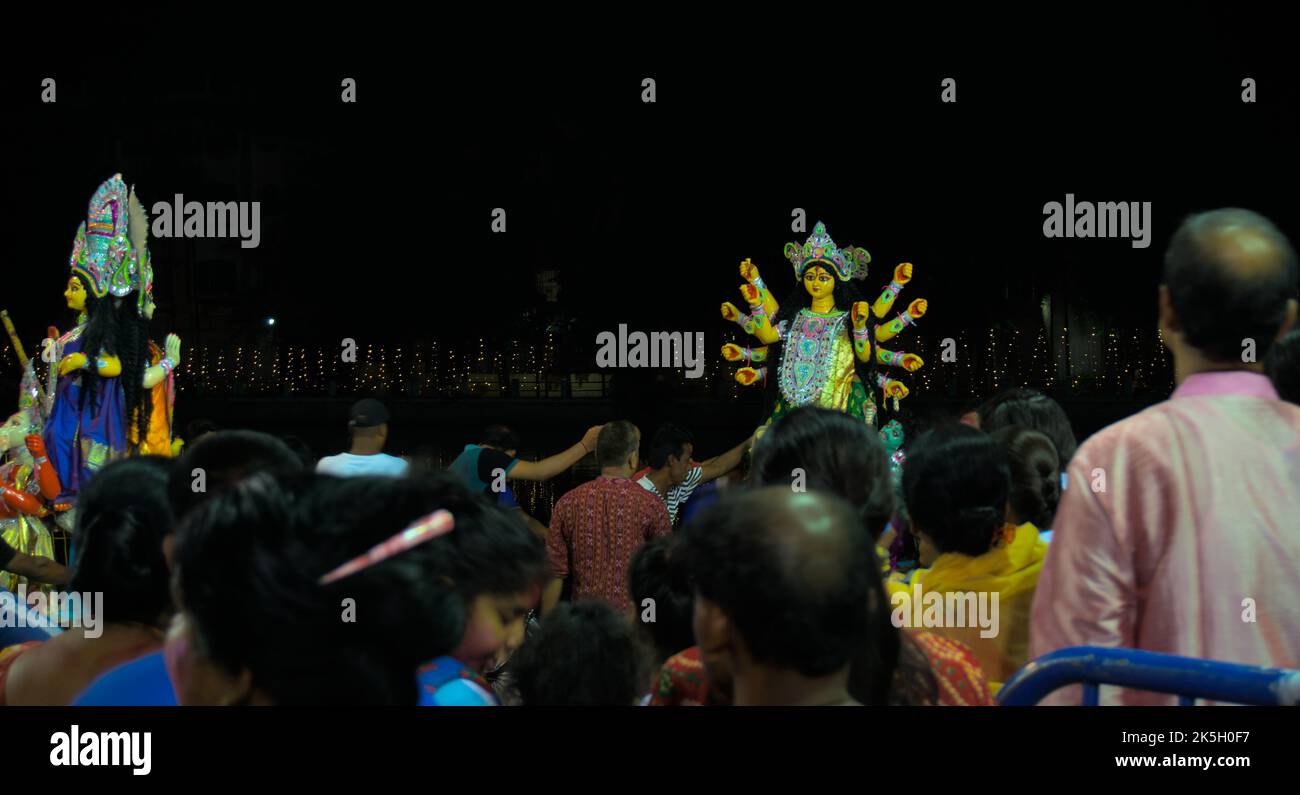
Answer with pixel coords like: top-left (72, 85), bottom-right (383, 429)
top-left (164, 472), bottom-right (466, 705)
top-left (305, 472), bottom-right (550, 706)
top-left (896, 423), bottom-right (1049, 686)
top-left (164, 471), bottom-right (548, 705)
top-left (988, 425), bottom-right (1062, 538)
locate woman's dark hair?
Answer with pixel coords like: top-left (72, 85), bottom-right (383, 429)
top-left (751, 406), bottom-right (895, 537)
top-left (167, 430), bottom-right (304, 521)
top-left (903, 424), bottom-right (1010, 556)
top-left (988, 425), bottom-right (1061, 528)
top-left (328, 471), bottom-right (548, 601)
top-left (977, 388), bottom-right (1077, 466)
top-left (1267, 329), bottom-right (1300, 404)
top-left (69, 456), bottom-right (173, 626)
top-left (77, 294), bottom-right (154, 447)
top-left (278, 435), bottom-right (316, 470)
top-left (418, 473), bottom-right (549, 600)
top-left (512, 600), bottom-right (648, 706)
top-left (627, 535), bottom-right (695, 664)
top-left (173, 472), bottom-right (466, 705)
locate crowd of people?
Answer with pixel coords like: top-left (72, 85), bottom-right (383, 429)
top-left (0, 207), bottom-right (1297, 706)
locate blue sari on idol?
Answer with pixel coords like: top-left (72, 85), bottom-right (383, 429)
top-left (42, 328), bottom-right (128, 507)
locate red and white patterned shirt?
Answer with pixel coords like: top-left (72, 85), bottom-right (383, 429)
top-left (548, 475), bottom-right (671, 614)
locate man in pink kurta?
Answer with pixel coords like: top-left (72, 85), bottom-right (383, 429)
top-left (1030, 209), bottom-right (1300, 705)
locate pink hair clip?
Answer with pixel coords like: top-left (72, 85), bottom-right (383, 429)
top-left (318, 509), bottom-right (455, 585)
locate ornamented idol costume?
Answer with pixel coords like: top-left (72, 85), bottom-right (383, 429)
top-left (43, 175), bottom-right (180, 505)
top-left (720, 221), bottom-right (929, 431)
top-left (0, 362), bottom-right (62, 599)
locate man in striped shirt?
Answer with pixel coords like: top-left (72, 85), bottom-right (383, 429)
top-left (636, 423), bottom-right (753, 526)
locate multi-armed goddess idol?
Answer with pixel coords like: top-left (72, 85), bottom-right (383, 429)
top-left (719, 221), bottom-right (928, 435)
top-left (43, 175), bottom-right (182, 503)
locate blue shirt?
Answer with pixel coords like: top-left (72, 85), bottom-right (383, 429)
top-left (448, 445), bottom-right (519, 498)
top-left (417, 656), bottom-right (496, 706)
top-left (72, 650), bottom-right (177, 706)
top-left (316, 452), bottom-right (409, 478)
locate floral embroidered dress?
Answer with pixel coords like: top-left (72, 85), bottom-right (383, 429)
top-left (767, 309), bottom-right (876, 428)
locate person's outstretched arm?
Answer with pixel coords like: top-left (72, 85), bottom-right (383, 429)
top-left (697, 431), bottom-right (755, 484)
top-left (508, 425), bottom-right (603, 481)
top-left (3, 551), bottom-right (69, 586)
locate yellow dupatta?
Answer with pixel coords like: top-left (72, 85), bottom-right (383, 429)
top-left (888, 523), bottom-right (1047, 685)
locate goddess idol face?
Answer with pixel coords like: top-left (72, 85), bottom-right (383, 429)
top-left (64, 276), bottom-right (87, 312)
top-left (802, 265), bottom-right (835, 302)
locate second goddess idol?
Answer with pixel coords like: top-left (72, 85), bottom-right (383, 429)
top-left (43, 175), bottom-right (182, 504)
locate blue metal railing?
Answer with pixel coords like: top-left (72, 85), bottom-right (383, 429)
top-left (998, 646), bottom-right (1300, 706)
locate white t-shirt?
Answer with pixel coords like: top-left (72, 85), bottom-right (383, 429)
top-left (316, 452), bottom-right (410, 478)
top-left (637, 466), bottom-right (703, 526)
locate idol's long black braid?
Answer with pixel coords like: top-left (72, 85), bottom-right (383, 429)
top-left (76, 291), bottom-right (114, 417)
top-left (762, 272), bottom-right (880, 421)
top-left (119, 309), bottom-right (153, 446)
top-left (76, 294), bottom-right (153, 445)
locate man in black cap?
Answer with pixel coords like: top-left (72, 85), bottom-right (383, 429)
top-left (316, 398), bottom-right (409, 478)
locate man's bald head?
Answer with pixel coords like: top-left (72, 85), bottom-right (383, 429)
top-left (1164, 209), bottom-right (1299, 362)
top-left (678, 487), bottom-right (875, 678)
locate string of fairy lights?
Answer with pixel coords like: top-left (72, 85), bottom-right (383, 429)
top-left (0, 327), bottom-right (1175, 400)
top-left (0, 329), bottom-right (1178, 522)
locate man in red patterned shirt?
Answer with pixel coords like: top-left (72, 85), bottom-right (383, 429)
top-left (543, 421), bottom-right (670, 617)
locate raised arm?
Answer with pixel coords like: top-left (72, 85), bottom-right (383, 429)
top-left (3, 549), bottom-right (69, 585)
top-left (507, 425), bottom-right (603, 481)
top-left (143, 334), bottom-right (182, 389)
top-left (722, 260), bottom-right (786, 386)
top-left (698, 431), bottom-right (755, 483)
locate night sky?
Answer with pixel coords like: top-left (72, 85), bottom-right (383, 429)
top-left (2, 6), bottom-right (1297, 453)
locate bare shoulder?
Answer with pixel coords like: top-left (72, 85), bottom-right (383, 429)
top-left (6, 636), bottom-right (80, 705)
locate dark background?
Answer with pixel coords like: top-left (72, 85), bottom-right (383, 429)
top-left (2, 6), bottom-right (1297, 515)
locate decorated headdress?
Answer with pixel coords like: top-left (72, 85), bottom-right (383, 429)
top-left (784, 221), bottom-right (871, 281)
top-left (68, 174), bottom-right (153, 316)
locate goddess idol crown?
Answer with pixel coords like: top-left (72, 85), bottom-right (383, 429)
top-left (784, 221), bottom-right (871, 282)
top-left (68, 174), bottom-right (154, 316)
